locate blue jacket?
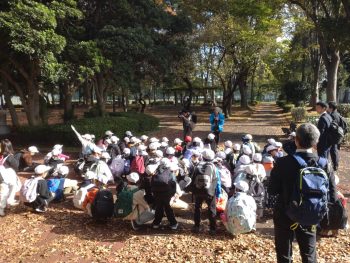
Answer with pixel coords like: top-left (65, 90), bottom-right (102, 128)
top-left (47, 178), bottom-right (65, 201)
top-left (210, 113), bottom-right (225, 132)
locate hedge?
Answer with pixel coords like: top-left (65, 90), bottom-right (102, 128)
top-left (15, 113), bottom-right (159, 146)
top-left (291, 107), bottom-right (307, 122)
top-left (282, 103), bottom-right (295, 113)
top-left (338, 104), bottom-right (350, 118)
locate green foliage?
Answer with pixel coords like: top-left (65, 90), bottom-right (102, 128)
top-left (338, 104), bottom-right (350, 118)
top-left (282, 81), bottom-right (311, 105)
top-left (16, 113), bottom-right (159, 146)
top-left (276, 100), bottom-right (287, 108)
top-left (291, 107), bottom-right (307, 122)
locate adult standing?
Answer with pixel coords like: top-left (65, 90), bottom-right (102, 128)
top-left (268, 123), bottom-right (337, 263)
top-left (327, 102), bottom-right (346, 173)
top-left (315, 102), bottom-right (332, 158)
top-left (209, 107), bottom-right (225, 144)
top-left (178, 109), bottom-right (196, 140)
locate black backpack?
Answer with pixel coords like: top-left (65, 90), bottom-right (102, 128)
top-left (327, 120), bottom-right (345, 145)
top-left (91, 189), bottom-right (114, 219)
top-left (151, 168), bottom-right (175, 194)
top-left (320, 199), bottom-right (348, 230)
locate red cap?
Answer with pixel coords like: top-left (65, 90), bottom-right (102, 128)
top-left (184, 136), bottom-right (192, 142)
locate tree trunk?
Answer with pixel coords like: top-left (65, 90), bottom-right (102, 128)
top-left (174, 91), bottom-right (178, 106)
top-left (95, 73), bottom-right (106, 115)
top-left (310, 56), bottom-right (321, 109)
top-left (1, 80), bottom-right (20, 127)
top-left (325, 50), bottom-right (340, 102)
top-left (63, 89), bottom-right (74, 122)
top-left (342, 0), bottom-right (350, 21)
top-left (239, 77), bottom-right (249, 109)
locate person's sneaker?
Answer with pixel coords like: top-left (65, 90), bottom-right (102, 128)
top-left (0, 209), bottom-right (5, 217)
top-left (35, 207), bottom-right (46, 213)
top-left (169, 223), bottom-right (178, 230)
top-left (209, 229), bottom-right (216, 236)
top-left (131, 220), bottom-right (140, 231)
top-left (192, 226), bottom-right (200, 233)
top-left (152, 224), bottom-right (160, 229)
top-left (8, 200), bottom-right (20, 207)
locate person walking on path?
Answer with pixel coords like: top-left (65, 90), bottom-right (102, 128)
top-left (268, 123), bottom-right (337, 263)
top-left (327, 102), bottom-right (347, 173)
top-left (315, 102), bottom-right (332, 159)
top-left (209, 107), bottom-right (225, 144)
top-left (178, 109), bottom-right (196, 140)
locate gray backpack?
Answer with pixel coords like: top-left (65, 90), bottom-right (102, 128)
top-left (193, 162), bottom-right (215, 195)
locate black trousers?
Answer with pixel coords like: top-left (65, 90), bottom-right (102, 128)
top-left (273, 210), bottom-right (317, 263)
top-left (329, 144), bottom-right (339, 171)
top-left (153, 193), bottom-right (177, 226)
top-left (194, 195), bottom-right (216, 230)
top-left (213, 131), bottom-right (220, 144)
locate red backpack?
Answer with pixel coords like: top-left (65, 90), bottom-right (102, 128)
top-left (130, 156), bottom-right (145, 174)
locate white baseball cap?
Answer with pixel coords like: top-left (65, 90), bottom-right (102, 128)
top-left (216, 151), bottom-right (226, 160)
top-left (239, 155), bottom-right (251, 165)
top-left (58, 165), bottom-right (69, 176)
top-left (193, 137), bottom-right (201, 143)
top-left (35, 165), bottom-right (52, 175)
top-left (202, 149), bottom-right (215, 161)
top-left (125, 131), bottom-right (133, 137)
top-left (266, 145), bottom-right (277, 153)
top-left (127, 172), bottom-right (140, 183)
top-left (140, 135), bottom-right (148, 141)
top-left (267, 138), bottom-right (276, 145)
top-left (124, 137), bottom-right (130, 143)
top-left (245, 165), bottom-right (257, 175)
top-left (28, 146), bottom-right (39, 153)
top-left (149, 137), bottom-right (159, 143)
top-left (161, 141), bottom-right (168, 147)
top-left (96, 174), bottom-right (109, 185)
top-left (233, 144), bottom-right (241, 151)
top-left (174, 138), bottom-right (182, 144)
top-left (234, 180), bottom-right (249, 193)
top-left (191, 150), bottom-right (201, 157)
top-left (274, 142), bottom-right (283, 148)
top-left (52, 148), bottom-right (61, 156)
top-left (105, 130), bottom-right (113, 136)
top-left (162, 137), bottom-right (169, 143)
top-left (130, 137), bottom-right (137, 143)
top-left (110, 136), bottom-right (119, 143)
top-left (244, 134), bottom-right (253, 140)
top-left (149, 143), bottom-right (158, 150)
top-left (53, 144), bottom-right (63, 150)
top-left (166, 147), bottom-right (175, 155)
top-left (242, 145), bottom-right (252, 155)
top-left (138, 145), bottom-right (147, 151)
top-left (253, 153), bottom-right (262, 162)
top-left (208, 133), bottom-right (215, 140)
top-left (224, 141), bottom-right (233, 148)
top-left (160, 158), bottom-right (171, 168)
top-left (123, 148), bottom-right (131, 155)
top-left (155, 150), bottom-right (164, 158)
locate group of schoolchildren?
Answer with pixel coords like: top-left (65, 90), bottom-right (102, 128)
top-left (0, 125), bottom-right (346, 237)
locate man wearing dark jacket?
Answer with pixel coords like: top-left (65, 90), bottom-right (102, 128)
top-left (268, 123), bottom-right (337, 263)
top-left (327, 102), bottom-right (344, 172)
top-left (315, 102), bottom-right (333, 158)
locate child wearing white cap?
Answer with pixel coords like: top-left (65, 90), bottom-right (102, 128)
top-left (21, 165), bottom-right (54, 213)
top-left (203, 133), bottom-right (217, 151)
top-left (0, 166), bottom-right (21, 216)
top-left (71, 125), bottom-right (96, 157)
top-left (16, 146), bottom-right (39, 172)
top-left (121, 172), bottom-right (153, 230)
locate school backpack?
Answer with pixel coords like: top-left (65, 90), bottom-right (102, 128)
top-left (114, 187), bottom-right (139, 218)
top-left (20, 177), bottom-right (42, 203)
top-left (224, 192), bottom-right (257, 236)
top-left (327, 119), bottom-right (345, 145)
top-left (130, 156), bottom-right (145, 174)
top-left (82, 160), bottom-right (99, 177)
top-left (320, 199), bottom-right (348, 230)
top-left (151, 168), bottom-right (175, 194)
top-left (91, 189), bottom-right (114, 219)
top-left (74, 158), bottom-right (85, 175)
top-left (73, 184), bottom-right (96, 209)
top-left (286, 155), bottom-right (329, 226)
top-left (192, 162), bottom-right (216, 196)
top-left (109, 156), bottom-right (125, 177)
top-left (246, 175), bottom-right (265, 209)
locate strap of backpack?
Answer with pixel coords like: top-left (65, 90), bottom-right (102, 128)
top-left (292, 154), bottom-right (308, 168)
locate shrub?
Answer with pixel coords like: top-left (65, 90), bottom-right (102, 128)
top-left (15, 113), bottom-right (159, 147)
top-left (291, 107), bottom-right (307, 122)
top-left (250, 100), bottom-right (259, 106)
top-left (338, 104), bottom-right (350, 118)
top-left (283, 104), bottom-right (295, 113)
top-left (306, 116), bottom-right (319, 126)
top-left (282, 81), bottom-right (311, 105)
top-left (276, 100), bottom-right (287, 108)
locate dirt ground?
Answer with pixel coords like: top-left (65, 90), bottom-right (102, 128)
top-left (0, 103), bottom-right (349, 263)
